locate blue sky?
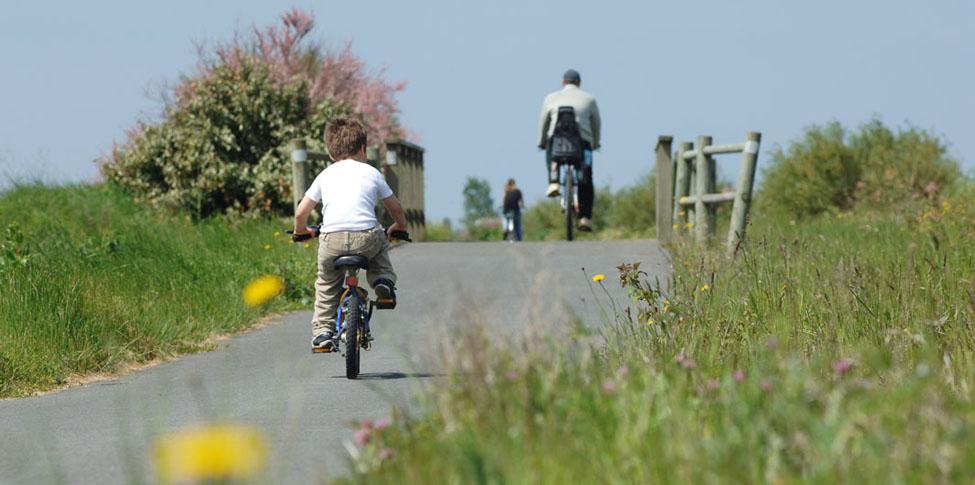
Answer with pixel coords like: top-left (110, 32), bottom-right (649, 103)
top-left (2, 0), bottom-right (972, 221)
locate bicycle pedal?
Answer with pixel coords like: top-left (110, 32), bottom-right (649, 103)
top-left (312, 347), bottom-right (334, 354)
top-left (375, 298), bottom-right (396, 310)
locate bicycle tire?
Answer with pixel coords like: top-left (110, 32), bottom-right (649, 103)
top-left (345, 291), bottom-right (361, 379)
top-left (565, 166), bottom-right (575, 241)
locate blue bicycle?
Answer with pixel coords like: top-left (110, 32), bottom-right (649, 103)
top-left (289, 226), bottom-right (410, 379)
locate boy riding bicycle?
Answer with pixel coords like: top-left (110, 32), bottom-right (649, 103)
top-left (292, 118), bottom-right (409, 352)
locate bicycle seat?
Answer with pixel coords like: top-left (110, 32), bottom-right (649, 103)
top-left (334, 255), bottom-right (369, 269)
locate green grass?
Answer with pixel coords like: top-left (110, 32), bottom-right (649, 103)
top-left (348, 191), bottom-right (975, 483)
top-left (0, 183), bottom-right (316, 397)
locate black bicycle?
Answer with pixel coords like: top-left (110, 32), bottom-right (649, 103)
top-left (288, 226), bottom-right (411, 379)
top-left (547, 106), bottom-right (584, 241)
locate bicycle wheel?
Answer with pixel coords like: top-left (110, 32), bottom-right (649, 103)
top-left (344, 291), bottom-right (361, 379)
top-left (565, 166), bottom-right (575, 241)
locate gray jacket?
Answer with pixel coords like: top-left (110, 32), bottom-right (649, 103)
top-left (538, 84), bottom-right (601, 149)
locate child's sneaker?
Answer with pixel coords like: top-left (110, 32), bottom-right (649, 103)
top-left (374, 279), bottom-right (397, 309)
top-left (312, 331), bottom-right (336, 353)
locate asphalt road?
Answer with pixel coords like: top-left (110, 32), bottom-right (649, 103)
top-left (0, 240), bottom-right (669, 484)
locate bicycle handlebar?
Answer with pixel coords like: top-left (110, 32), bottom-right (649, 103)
top-left (286, 226), bottom-right (412, 243)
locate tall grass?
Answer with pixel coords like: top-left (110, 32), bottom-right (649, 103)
top-left (0, 184), bottom-right (315, 397)
top-left (349, 187), bottom-right (975, 482)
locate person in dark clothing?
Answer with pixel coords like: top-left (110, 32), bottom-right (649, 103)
top-left (502, 178), bottom-right (524, 241)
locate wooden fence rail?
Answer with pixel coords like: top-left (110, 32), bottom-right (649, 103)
top-left (655, 131), bottom-right (761, 257)
top-left (290, 139), bottom-right (426, 241)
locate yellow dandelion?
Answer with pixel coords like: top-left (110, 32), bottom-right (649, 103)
top-left (263, 244), bottom-right (271, 251)
top-left (592, 274), bottom-right (606, 282)
top-left (647, 317), bottom-right (655, 326)
top-left (154, 424), bottom-right (268, 483)
top-left (700, 284), bottom-right (710, 292)
top-left (303, 242), bottom-right (311, 249)
top-left (242, 275), bottom-right (285, 307)
top-left (685, 222), bottom-right (694, 229)
top-left (273, 231), bottom-right (282, 237)
top-left (672, 224), bottom-right (679, 230)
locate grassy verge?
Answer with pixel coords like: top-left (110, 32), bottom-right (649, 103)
top-left (348, 188), bottom-right (975, 482)
top-left (0, 183), bottom-right (315, 397)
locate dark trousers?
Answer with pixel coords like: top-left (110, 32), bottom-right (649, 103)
top-left (546, 143), bottom-right (594, 219)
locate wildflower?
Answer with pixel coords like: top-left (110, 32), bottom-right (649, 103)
top-left (733, 370), bottom-right (745, 382)
top-left (263, 244), bottom-right (271, 251)
top-left (154, 424), bottom-right (267, 483)
top-left (681, 359), bottom-right (697, 370)
top-left (592, 274), bottom-right (606, 282)
top-left (646, 317), bottom-right (655, 326)
top-left (833, 358), bottom-right (854, 376)
top-left (699, 284), bottom-right (710, 292)
top-left (303, 242), bottom-right (310, 249)
top-left (378, 448), bottom-right (396, 461)
top-left (601, 378), bottom-right (617, 394)
top-left (273, 231), bottom-right (282, 237)
top-left (760, 378), bottom-right (773, 392)
top-left (706, 379), bottom-right (719, 392)
top-left (685, 222), bottom-right (694, 229)
top-left (375, 419), bottom-right (390, 431)
top-left (242, 275), bottom-right (285, 307)
top-left (353, 429), bottom-right (371, 446)
top-left (672, 224), bottom-right (679, 230)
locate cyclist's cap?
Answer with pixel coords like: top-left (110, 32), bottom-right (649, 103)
top-left (563, 69), bottom-right (581, 83)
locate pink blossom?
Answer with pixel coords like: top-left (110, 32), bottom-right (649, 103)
top-left (375, 419), bottom-right (389, 431)
top-left (833, 358), bottom-right (854, 376)
top-left (706, 379), bottom-right (719, 391)
top-left (353, 429), bottom-right (370, 446)
top-left (681, 359), bottom-right (697, 370)
top-left (601, 378), bottom-right (617, 394)
top-left (378, 447), bottom-right (396, 461)
top-left (760, 378), bottom-right (773, 392)
top-left (733, 370), bottom-right (745, 382)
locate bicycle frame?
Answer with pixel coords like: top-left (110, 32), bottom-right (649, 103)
top-left (559, 162), bottom-right (580, 214)
top-left (333, 267), bottom-right (372, 345)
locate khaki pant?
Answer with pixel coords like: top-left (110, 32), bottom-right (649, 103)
top-left (312, 227), bottom-right (396, 336)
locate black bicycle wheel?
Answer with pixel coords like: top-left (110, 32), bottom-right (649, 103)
top-left (565, 167), bottom-right (575, 241)
top-left (344, 292), bottom-right (361, 379)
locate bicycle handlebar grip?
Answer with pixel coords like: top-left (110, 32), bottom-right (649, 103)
top-left (390, 230), bottom-right (412, 242)
top-left (287, 226), bottom-right (321, 242)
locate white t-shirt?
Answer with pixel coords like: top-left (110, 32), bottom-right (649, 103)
top-left (304, 160), bottom-right (394, 233)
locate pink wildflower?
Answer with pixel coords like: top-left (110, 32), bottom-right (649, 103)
top-left (760, 378), bottom-right (773, 392)
top-left (375, 419), bottom-right (389, 431)
top-left (601, 378), bottom-right (617, 394)
top-left (378, 447), bottom-right (396, 461)
top-left (353, 429), bottom-right (370, 446)
top-left (733, 370), bottom-right (746, 382)
top-left (706, 379), bottom-right (719, 391)
top-left (833, 358), bottom-right (854, 376)
top-left (681, 359), bottom-right (697, 370)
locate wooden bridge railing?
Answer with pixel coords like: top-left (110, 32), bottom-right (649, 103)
top-left (290, 139), bottom-right (426, 241)
top-left (655, 131), bottom-right (761, 257)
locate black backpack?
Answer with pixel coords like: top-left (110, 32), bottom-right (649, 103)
top-left (548, 106), bottom-right (583, 164)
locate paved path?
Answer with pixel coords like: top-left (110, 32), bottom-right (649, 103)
top-left (0, 240), bottom-right (669, 484)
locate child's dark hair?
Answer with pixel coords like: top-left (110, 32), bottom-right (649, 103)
top-left (324, 117), bottom-right (367, 161)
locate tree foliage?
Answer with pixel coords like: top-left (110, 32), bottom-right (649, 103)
top-left (101, 8), bottom-right (409, 217)
top-left (760, 119), bottom-right (959, 218)
top-left (461, 177), bottom-right (497, 229)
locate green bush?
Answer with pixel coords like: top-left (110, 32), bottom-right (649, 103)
top-left (103, 57), bottom-right (345, 217)
top-left (760, 119), bottom-right (959, 218)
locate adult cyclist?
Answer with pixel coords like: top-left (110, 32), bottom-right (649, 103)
top-left (537, 69), bottom-right (601, 232)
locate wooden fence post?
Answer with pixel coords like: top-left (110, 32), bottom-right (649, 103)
top-left (655, 136), bottom-right (674, 243)
top-left (726, 131), bottom-right (761, 257)
top-left (290, 139), bottom-right (310, 210)
top-left (694, 135), bottom-right (713, 245)
top-left (672, 142), bottom-right (693, 230)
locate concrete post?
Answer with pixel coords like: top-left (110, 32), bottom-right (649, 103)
top-left (290, 139), bottom-right (310, 211)
top-left (694, 135), bottom-right (713, 245)
top-left (726, 131), bottom-right (761, 257)
top-left (655, 136), bottom-right (674, 243)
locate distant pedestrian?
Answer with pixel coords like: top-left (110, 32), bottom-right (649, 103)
top-left (502, 178), bottom-right (524, 241)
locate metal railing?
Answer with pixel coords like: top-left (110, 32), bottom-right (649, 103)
top-left (290, 139), bottom-right (426, 241)
top-left (655, 132), bottom-right (761, 257)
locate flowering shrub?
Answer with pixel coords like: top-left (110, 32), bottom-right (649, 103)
top-left (759, 119), bottom-right (960, 218)
top-left (102, 8), bottom-right (409, 217)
